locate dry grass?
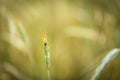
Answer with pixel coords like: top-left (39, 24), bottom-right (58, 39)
top-left (0, 0), bottom-right (120, 80)
top-left (91, 48), bottom-right (120, 80)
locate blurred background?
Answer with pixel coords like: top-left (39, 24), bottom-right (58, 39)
top-left (0, 0), bottom-right (120, 80)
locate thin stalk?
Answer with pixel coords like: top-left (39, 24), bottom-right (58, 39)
top-left (47, 70), bottom-right (50, 80)
top-left (43, 36), bottom-right (51, 80)
top-left (91, 48), bottom-right (120, 80)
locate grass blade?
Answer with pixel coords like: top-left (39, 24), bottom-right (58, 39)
top-left (91, 48), bottom-right (120, 80)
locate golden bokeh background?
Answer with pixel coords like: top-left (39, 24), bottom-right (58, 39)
top-left (0, 0), bottom-right (120, 80)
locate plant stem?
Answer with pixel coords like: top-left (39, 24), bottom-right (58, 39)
top-left (47, 70), bottom-right (50, 80)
